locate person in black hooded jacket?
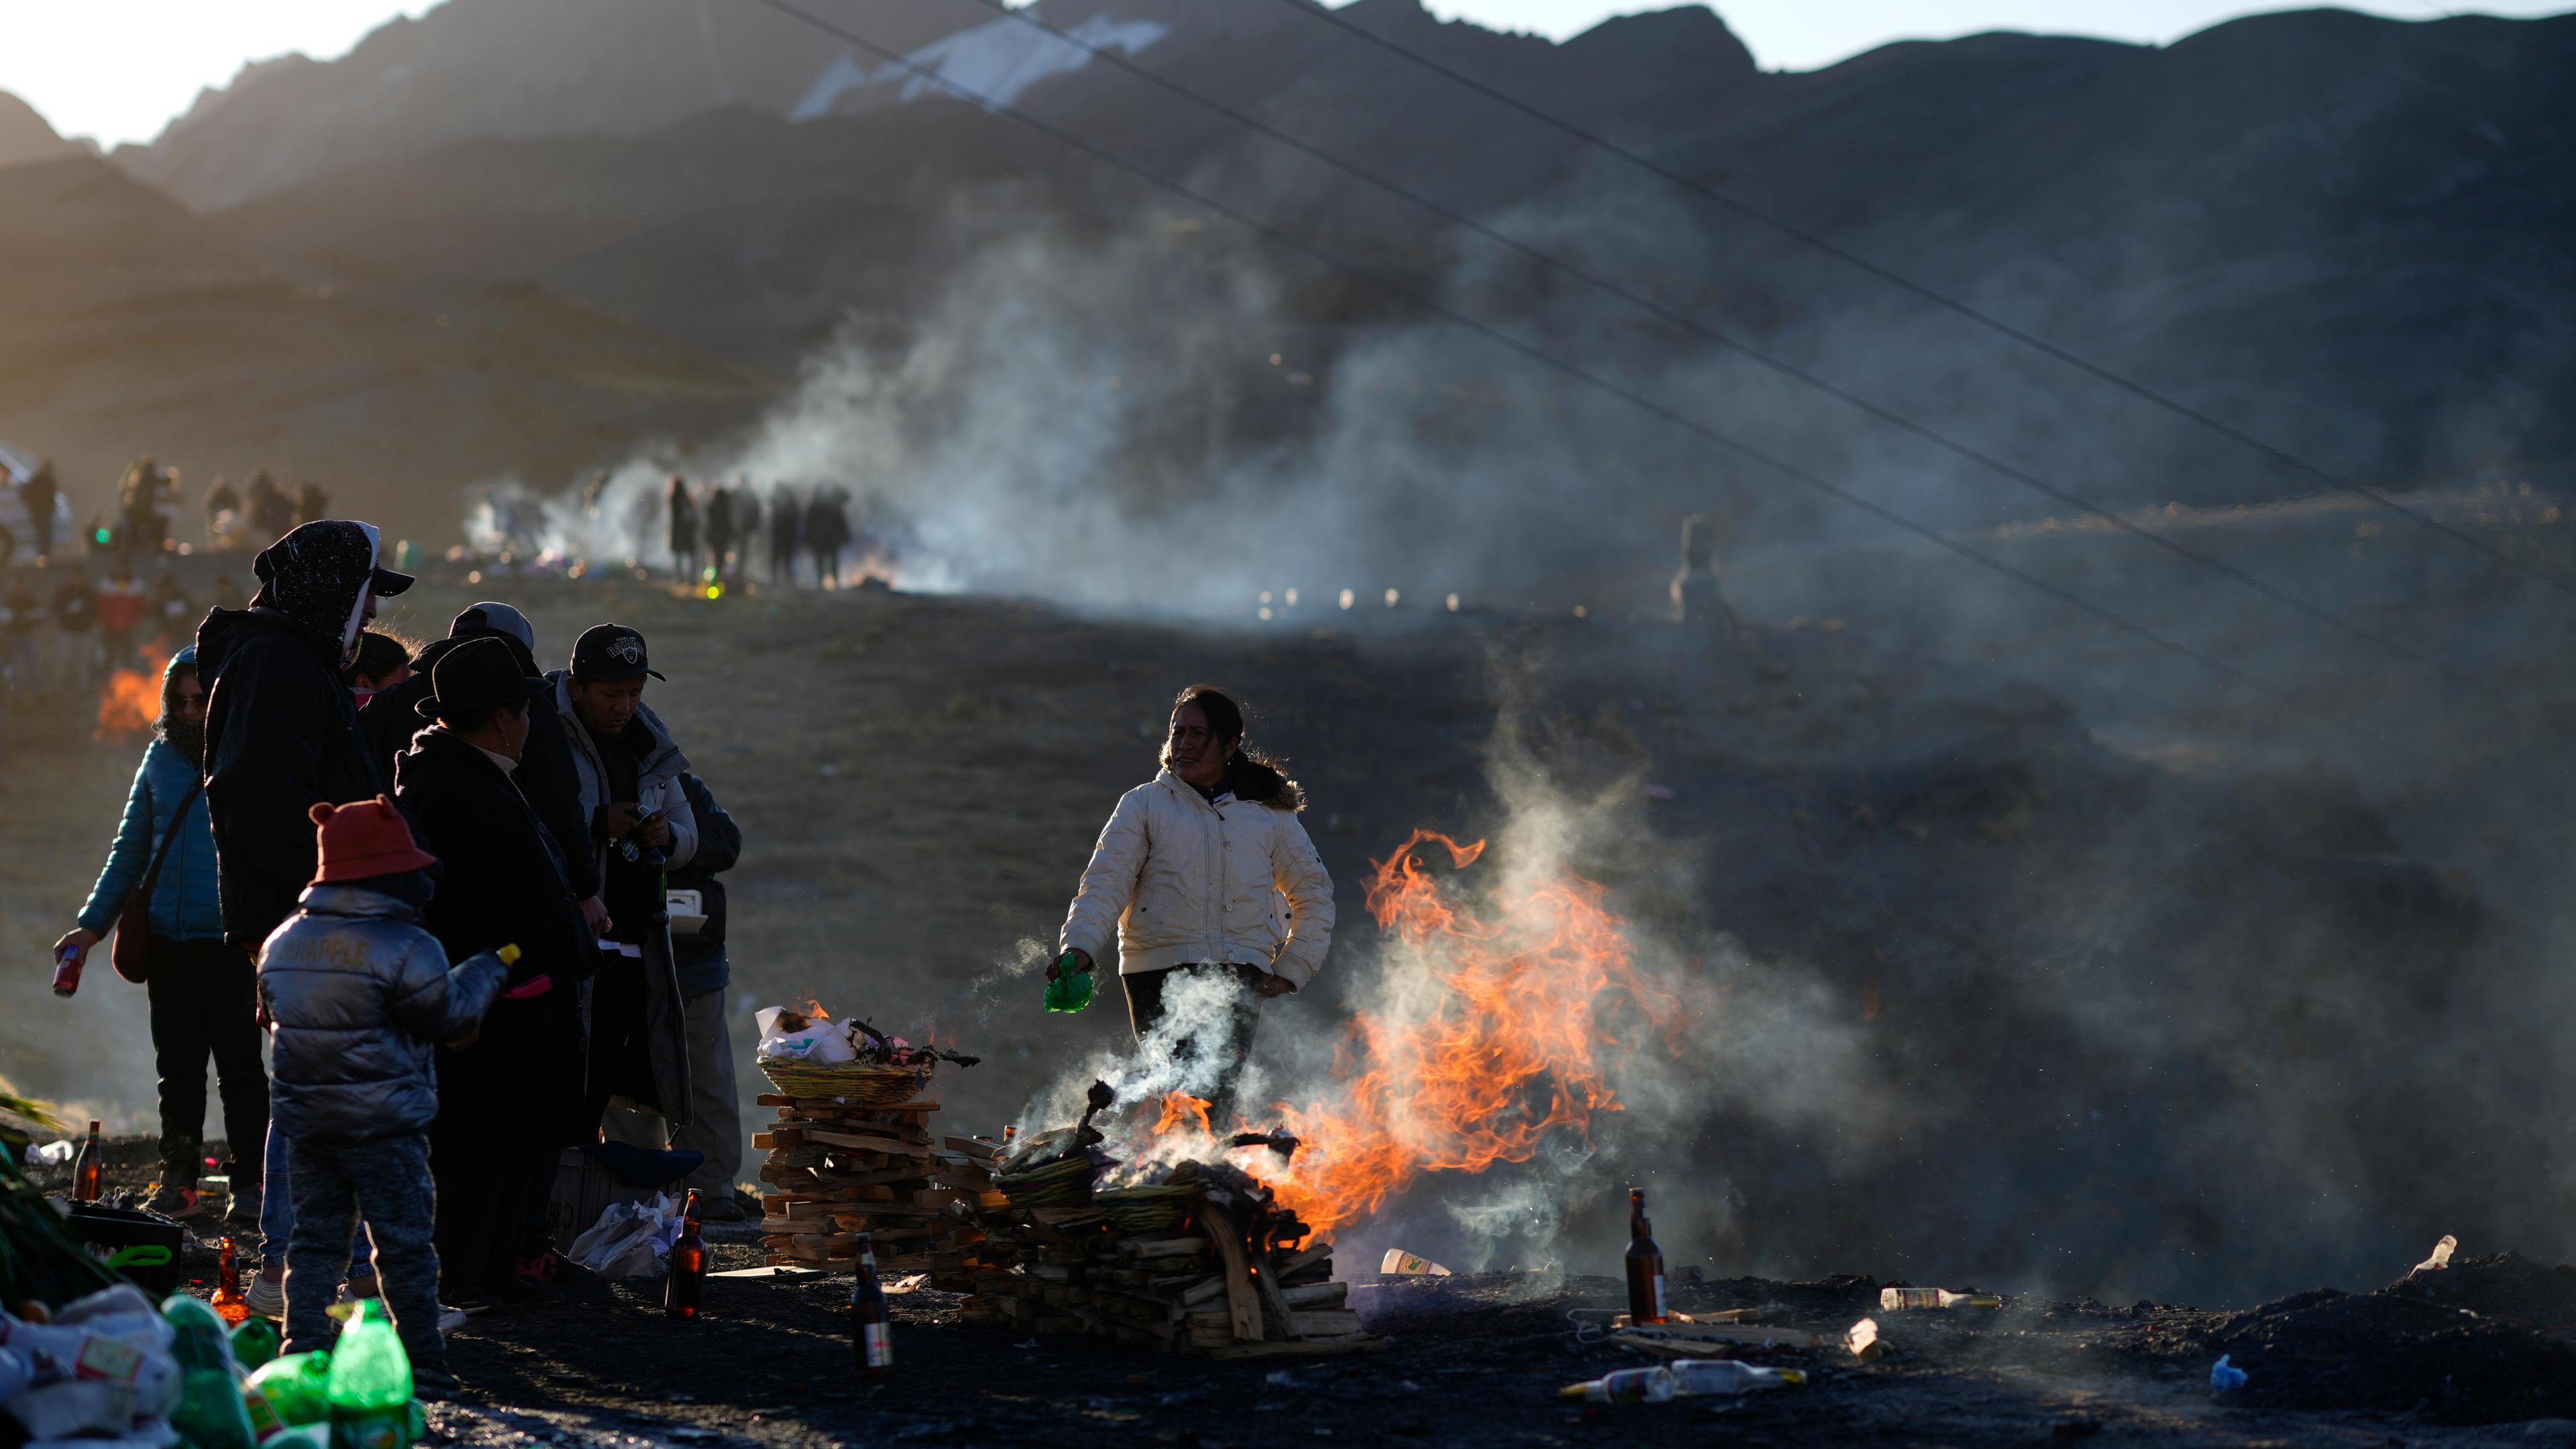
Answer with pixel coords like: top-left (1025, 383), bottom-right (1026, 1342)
top-left (392, 638), bottom-right (592, 1311)
top-left (363, 601), bottom-right (602, 920)
top-left (196, 520), bottom-right (413, 951)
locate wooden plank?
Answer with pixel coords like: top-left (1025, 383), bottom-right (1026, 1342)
top-left (944, 1136), bottom-right (999, 1159)
top-left (1276, 1238), bottom-right (1334, 1277)
top-left (1287, 1309), bottom-right (1364, 1336)
top-left (1281, 1281), bottom-right (1347, 1309)
top-left (751, 1128), bottom-right (804, 1150)
top-left (1122, 1236), bottom-right (1210, 1257)
top-left (1199, 1201), bottom-right (1262, 1344)
top-left (805, 1129), bottom-right (934, 1160)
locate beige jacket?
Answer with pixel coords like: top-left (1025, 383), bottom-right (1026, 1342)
top-left (1059, 769), bottom-right (1336, 988)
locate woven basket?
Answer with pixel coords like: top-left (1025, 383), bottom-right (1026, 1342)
top-left (756, 1059), bottom-right (929, 1104)
top-left (997, 1155), bottom-right (1096, 1208)
top-left (1096, 1185), bottom-right (1193, 1234)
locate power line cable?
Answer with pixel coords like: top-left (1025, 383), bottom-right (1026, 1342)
top-left (1254, 0), bottom-right (2574, 598)
top-left (955, 0), bottom-right (2467, 688)
top-left (736, 0), bottom-right (2337, 718)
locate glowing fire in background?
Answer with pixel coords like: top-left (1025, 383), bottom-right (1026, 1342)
top-left (1240, 829), bottom-right (1713, 1235)
top-left (93, 653), bottom-right (170, 741)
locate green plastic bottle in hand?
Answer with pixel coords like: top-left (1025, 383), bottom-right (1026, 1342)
top-left (325, 1300), bottom-right (413, 1449)
top-left (1043, 951), bottom-right (1094, 1014)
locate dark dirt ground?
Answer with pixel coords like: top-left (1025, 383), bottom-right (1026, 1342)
top-left (11, 564), bottom-right (2575, 1447)
top-left (47, 1142), bottom-right (2576, 1449)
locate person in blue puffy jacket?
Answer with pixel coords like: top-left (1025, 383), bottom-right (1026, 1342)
top-left (55, 648), bottom-right (260, 1225)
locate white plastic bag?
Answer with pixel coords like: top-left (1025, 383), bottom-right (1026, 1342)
top-left (566, 1193), bottom-right (687, 1279)
top-left (754, 1006), bottom-right (853, 1064)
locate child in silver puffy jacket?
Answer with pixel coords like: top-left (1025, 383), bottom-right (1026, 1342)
top-left (258, 796), bottom-right (511, 1397)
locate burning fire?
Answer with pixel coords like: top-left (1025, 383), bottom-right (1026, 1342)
top-left (1156, 1092), bottom-right (1213, 1136)
top-left (1244, 830), bottom-right (1711, 1234)
top-left (95, 654), bottom-right (169, 741)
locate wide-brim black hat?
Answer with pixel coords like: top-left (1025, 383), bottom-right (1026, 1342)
top-left (417, 636), bottom-right (549, 719)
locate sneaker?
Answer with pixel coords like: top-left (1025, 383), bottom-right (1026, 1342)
top-left (697, 1194), bottom-right (748, 1224)
top-left (436, 1304), bottom-right (469, 1336)
top-left (146, 1185), bottom-right (207, 1219)
top-left (225, 1183), bottom-right (262, 1227)
top-left (412, 1365), bottom-right (462, 1403)
top-left (244, 1269), bottom-right (286, 1319)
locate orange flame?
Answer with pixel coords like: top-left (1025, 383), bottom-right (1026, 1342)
top-left (798, 998), bottom-right (832, 1020)
top-left (94, 655), bottom-right (168, 741)
top-left (1249, 830), bottom-right (1711, 1234)
top-left (1155, 1092), bottom-right (1213, 1137)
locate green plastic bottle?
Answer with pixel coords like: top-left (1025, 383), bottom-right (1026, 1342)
top-left (231, 1316), bottom-right (281, 1373)
top-left (324, 1301), bottom-right (413, 1449)
top-left (162, 1295), bottom-right (259, 1449)
top-left (246, 1352), bottom-right (334, 1430)
top-left (1043, 952), bottom-right (1094, 1014)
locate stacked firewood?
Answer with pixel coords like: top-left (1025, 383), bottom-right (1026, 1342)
top-left (956, 1131), bottom-right (1375, 1359)
top-left (752, 1092), bottom-right (1005, 1283)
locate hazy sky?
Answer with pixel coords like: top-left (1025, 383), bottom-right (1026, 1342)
top-left (4, 0), bottom-right (2568, 148)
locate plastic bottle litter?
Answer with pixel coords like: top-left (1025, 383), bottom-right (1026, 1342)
top-left (163, 1295), bottom-right (257, 1449)
top-left (1879, 1287), bottom-right (2002, 1310)
top-left (1560, 1366), bottom-right (1674, 1404)
top-left (324, 1301), bottom-right (412, 1449)
top-left (1379, 1249), bottom-right (1452, 1277)
top-left (1560, 1362), bottom-right (1805, 1403)
top-left (2414, 1234), bottom-right (2457, 1274)
top-left (267, 1421), bottom-right (335, 1449)
top-left (2210, 1354), bottom-right (2247, 1393)
top-left (231, 1317), bottom-right (280, 1373)
top-left (246, 1351), bottom-right (333, 1430)
top-left (1042, 954), bottom-right (1095, 1014)
top-left (1668, 1360), bottom-right (1803, 1395)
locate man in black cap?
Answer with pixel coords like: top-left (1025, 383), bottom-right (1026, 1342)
top-left (394, 639), bottom-right (592, 1312)
top-left (550, 623), bottom-right (695, 1138)
top-left (197, 520), bottom-right (413, 949)
top-left (363, 601), bottom-right (604, 936)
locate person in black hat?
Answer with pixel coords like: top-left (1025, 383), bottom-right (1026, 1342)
top-left (362, 602), bottom-right (604, 936)
top-left (197, 519), bottom-right (415, 951)
top-left (549, 623), bottom-right (697, 1137)
top-left (393, 638), bottom-right (593, 1313)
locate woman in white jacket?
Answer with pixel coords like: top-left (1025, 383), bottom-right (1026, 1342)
top-left (1056, 686), bottom-right (1334, 1120)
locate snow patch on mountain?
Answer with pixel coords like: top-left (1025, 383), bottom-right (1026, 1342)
top-left (792, 11), bottom-right (1169, 119)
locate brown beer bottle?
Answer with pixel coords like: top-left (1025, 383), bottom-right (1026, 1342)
top-left (72, 1120), bottom-right (103, 1203)
top-left (850, 1233), bottom-right (892, 1377)
top-left (211, 1236), bottom-right (251, 1325)
top-left (665, 1189), bottom-right (706, 1319)
top-left (1625, 1187), bottom-right (1667, 1325)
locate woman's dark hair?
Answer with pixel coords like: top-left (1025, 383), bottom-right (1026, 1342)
top-left (345, 629), bottom-right (418, 687)
top-left (1168, 684), bottom-right (1305, 809)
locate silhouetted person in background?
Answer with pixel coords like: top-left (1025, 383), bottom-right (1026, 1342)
top-left (731, 488), bottom-right (759, 578)
top-left (766, 488), bottom-right (800, 584)
top-left (51, 572), bottom-right (95, 683)
top-left (120, 457), bottom-right (175, 559)
top-left (702, 486), bottom-right (735, 584)
top-left (3, 571), bottom-right (42, 700)
top-left (23, 459), bottom-right (58, 561)
top-left (246, 472), bottom-right (294, 545)
top-left (804, 490), bottom-right (850, 588)
top-left (95, 561), bottom-right (146, 671)
top-left (205, 477), bottom-right (244, 551)
top-left (150, 564), bottom-right (191, 645)
top-left (665, 475), bottom-right (698, 580)
top-left (294, 482), bottom-right (329, 528)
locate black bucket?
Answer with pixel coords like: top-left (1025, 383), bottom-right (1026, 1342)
top-left (63, 1202), bottom-right (186, 1297)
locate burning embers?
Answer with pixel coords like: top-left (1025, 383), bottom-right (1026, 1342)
top-left (1130, 830), bottom-right (1711, 1236)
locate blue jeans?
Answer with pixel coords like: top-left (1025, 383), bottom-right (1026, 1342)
top-left (280, 1132), bottom-right (445, 1373)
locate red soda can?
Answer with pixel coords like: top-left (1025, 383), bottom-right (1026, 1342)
top-left (51, 948), bottom-right (81, 998)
